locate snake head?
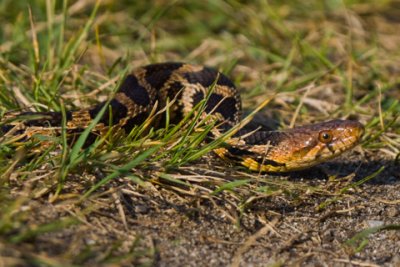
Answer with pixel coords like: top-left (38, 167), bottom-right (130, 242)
top-left (273, 119), bottom-right (365, 171)
top-left (242, 119), bottom-right (364, 172)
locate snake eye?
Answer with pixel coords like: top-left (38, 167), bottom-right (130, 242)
top-left (318, 130), bottom-right (333, 143)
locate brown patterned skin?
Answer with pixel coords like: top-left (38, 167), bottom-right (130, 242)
top-left (214, 119), bottom-right (364, 172)
top-left (0, 62), bottom-right (364, 172)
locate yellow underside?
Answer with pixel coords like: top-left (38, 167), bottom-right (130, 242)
top-left (213, 147), bottom-right (228, 159)
top-left (213, 147), bottom-right (286, 172)
top-left (241, 157), bottom-right (285, 172)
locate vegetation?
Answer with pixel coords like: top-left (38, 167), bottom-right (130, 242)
top-left (0, 0), bottom-right (399, 266)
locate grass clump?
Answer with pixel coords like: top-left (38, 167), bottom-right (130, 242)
top-left (0, 0), bottom-right (399, 266)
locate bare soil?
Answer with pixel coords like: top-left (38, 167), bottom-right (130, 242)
top-left (2, 154), bottom-right (399, 267)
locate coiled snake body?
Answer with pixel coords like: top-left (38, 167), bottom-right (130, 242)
top-left (1, 62), bottom-right (364, 172)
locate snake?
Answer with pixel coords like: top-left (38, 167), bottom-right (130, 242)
top-left (0, 62), bottom-right (364, 172)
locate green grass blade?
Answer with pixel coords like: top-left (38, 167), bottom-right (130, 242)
top-left (81, 145), bottom-right (162, 200)
top-left (212, 179), bottom-right (250, 195)
top-left (345, 224), bottom-right (400, 253)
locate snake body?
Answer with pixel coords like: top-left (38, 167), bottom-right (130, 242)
top-left (1, 62), bottom-right (364, 172)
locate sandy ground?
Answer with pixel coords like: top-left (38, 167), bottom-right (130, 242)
top-left (2, 153), bottom-right (399, 267)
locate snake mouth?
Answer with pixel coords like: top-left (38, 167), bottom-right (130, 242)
top-left (333, 120), bottom-right (364, 150)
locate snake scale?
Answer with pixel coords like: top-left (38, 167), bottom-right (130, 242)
top-left (0, 62), bottom-right (364, 172)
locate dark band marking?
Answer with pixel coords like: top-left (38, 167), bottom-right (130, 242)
top-left (183, 68), bottom-right (214, 88)
top-left (143, 63), bottom-right (183, 89)
top-left (206, 94), bottom-right (237, 121)
top-left (166, 81), bottom-right (184, 101)
top-left (192, 90), bottom-right (205, 107)
top-left (0, 125), bottom-right (26, 136)
top-left (144, 62), bottom-right (184, 74)
top-left (257, 158), bottom-right (286, 168)
top-left (15, 111), bottom-right (73, 127)
top-left (119, 75), bottom-right (150, 106)
top-left (226, 146), bottom-right (255, 158)
top-left (191, 91), bottom-right (237, 121)
top-left (0, 124), bottom-right (14, 134)
top-left (89, 99), bottom-right (128, 125)
top-left (122, 112), bottom-right (149, 132)
top-left (183, 67), bottom-right (235, 88)
top-left (210, 69), bottom-right (236, 88)
top-left (219, 146), bottom-right (254, 164)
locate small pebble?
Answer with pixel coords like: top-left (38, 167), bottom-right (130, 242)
top-left (386, 206), bottom-right (399, 218)
top-left (135, 204), bottom-right (149, 214)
